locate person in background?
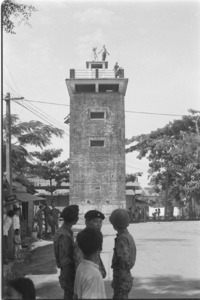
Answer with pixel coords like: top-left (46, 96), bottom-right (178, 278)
top-left (109, 209), bottom-right (137, 299)
top-left (114, 62), bottom-right (119, 78)
top-left (43, 202), bottom-right (54, 236)
top-left (53, 205), bottom-right (79, 300)
top-left (13, 207), bottom-right (21, 231)
top-left (13, 229), bottom-right (21, 260)
top-left (74, 210), bottom-right (106, 279)
top-left (4, 277), bottom-right (36, 300)
top-left (3, 210), bottom-right (15, 263)
top-left (51, 203), bottom-right (61, 232)
top-left (74, 227), bottom-right (106, 299)
top-left (35, 205), bottom-right (44, 239)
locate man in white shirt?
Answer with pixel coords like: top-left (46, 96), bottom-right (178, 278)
top-left (13, 207), bottom-right (21, 231)
top-left (74, 227), bottom-right (106, 299)
top-left (3, 210), bottom-right (14, 263)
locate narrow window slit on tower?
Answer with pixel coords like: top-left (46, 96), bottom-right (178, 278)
top-left (90, 112), bottom-right (105, 119)
top-left (99, 84), bottom-right (119, 93)
top-left (90, 140), bottom-right (105, 147)
top-left (75, 84), bottom-right (95, 93)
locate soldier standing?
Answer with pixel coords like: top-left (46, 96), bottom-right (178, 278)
top-left (53, 205), bottom-right (79, 300)
top-left (109, 209), bottom-right (137, 299)
top-left (74, 210), bottom-right (107, 279)
top-left (35, 205), bottom-right (44, 239)
top-left (51, 203), bottom-right (60, 231)
top-left (43, 203), bottom-right (54, 236)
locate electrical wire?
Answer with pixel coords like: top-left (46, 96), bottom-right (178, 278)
top-left (22, 100), bottom-right (70, 134)
top-left (17, 98), bottom-right (185, 117)
top-left (4, 62), bottom-right (22, 96)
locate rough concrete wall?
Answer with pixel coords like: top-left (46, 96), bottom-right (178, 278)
top-left (69, 93), bottom-right (126, 214)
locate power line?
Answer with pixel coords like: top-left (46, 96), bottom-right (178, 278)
top-left (14, 99), bottom-right (185, 117)
top-left (18, 99), bottom-right (70, 107)
top-left (14, 100), bottom-right (70, 137)
top-left (14, 101), bottom-right (60, 129)
top-left (20, 99), bottom-right (69, 133)
top-left (4, 62), bottom-right (22, 96)
top-left (125, 110), bottom-right (183, 117)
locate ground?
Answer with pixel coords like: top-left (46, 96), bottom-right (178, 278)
top-left (5, 221), bottom-right (200, 299)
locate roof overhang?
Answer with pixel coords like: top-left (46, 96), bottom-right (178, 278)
top-left (16, 192), bottom-right (45, 203)
top-left (65, 78), bottom-right (128, 97)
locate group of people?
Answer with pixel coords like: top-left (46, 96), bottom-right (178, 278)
top-left (3, 207), bottom-right (21, 263)
top-left (35, 202), bottom-right (60, 238)
top-left (54, 205), bottom-right (137, 299)
top-left (92, 45), bottom-right (110, 61)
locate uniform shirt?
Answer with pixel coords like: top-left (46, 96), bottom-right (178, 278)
top-left (74, 260), bottom-right (106, 299)
top-left (35, 208), bottom-right (44, 221)
top-left (111, 228), bottom-right (137, 270)
top-left (53, 223), bottom-right (75, 268)
top-left (3, 216), bottom-right (13, 236)
top-left (52, 208), bottom-right (60, 219)
top-left (13, 215), bottom-right (20, 231)
top-left (74, 240), bottom-right (106, 278)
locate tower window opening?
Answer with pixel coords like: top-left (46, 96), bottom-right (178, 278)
top-left (99, 84), bottom-right (119, 93)
top-left (91, 64), bottom-right (103, 69)
top-left (90, 112), bottom-right (105, 119)
top-left (75, 84), bottom-right (95, 93)
top-left (90, 140), bottom-right (105, 147)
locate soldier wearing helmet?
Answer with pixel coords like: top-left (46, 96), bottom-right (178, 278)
top-left (53, 205), bottom-right (79, 300)
top-left (74, 210), bottom-right (107, 279)
top-left (109, 209), bottom-right (137, 299)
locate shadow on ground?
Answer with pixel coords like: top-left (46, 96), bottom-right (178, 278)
top-left (19, 244), bottom-right (57, 275)
top-left (105, 275), bottom-right (200, 299)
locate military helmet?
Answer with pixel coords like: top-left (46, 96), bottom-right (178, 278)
top-left (109, 209), bottom-right (129, 228)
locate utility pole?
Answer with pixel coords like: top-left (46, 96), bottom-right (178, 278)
top-left (5, 93), bottom-right (12, 195)
top-left (164, 168), bottom-right (169, 219)
top-left (4, 94), bottom-right (24, 259)
top-left (5, 92), bottom-right (13, 259)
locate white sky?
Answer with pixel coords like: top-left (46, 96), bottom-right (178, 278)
top-left (3, 0), bottom-right (200, 187)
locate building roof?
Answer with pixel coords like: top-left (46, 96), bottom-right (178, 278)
top-left (16, 192), bottom-right (45, 203)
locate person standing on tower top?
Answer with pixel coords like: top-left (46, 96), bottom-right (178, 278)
top-left (92, 47), bottom-right (98, 61)
top-left (98, 45), bottom-right (110, 61)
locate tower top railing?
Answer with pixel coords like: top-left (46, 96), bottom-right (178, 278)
top-left (69, 68), bottom-right (124, 79)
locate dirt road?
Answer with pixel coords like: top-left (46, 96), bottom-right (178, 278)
top-left (24, 221), bottom-right (200, 299)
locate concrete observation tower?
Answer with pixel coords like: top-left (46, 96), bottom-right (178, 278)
top-left (65, 56), bottom-right (128, 216)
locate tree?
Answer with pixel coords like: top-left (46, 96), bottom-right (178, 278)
top-left (31, 149), bottom-right (70, 196)
top-left (2, 0), bottom-right (37, 34)
top-left (126, 110), bottom-right (200, 217)
top-left (126, 172), bottom-right (142, 183)
top-left (2, 114), bottom-right (64, 178)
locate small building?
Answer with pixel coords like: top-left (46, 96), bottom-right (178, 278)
top-left (11, 181), bottom-right (45, 235)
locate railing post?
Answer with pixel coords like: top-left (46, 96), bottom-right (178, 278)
top-left (70, 69), bottom-right (75, 79)
top-left (95, 69), bottom-right (99, 78)
top-left (119, 69), bottom-right (124, 78)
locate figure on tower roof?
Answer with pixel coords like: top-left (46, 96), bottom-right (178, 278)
top-left (114, 62), bottom-right (119, 78)
top-left (98, 45), bottom-right (110, 61)
top-left (92, 47), bottom-right (98, 61)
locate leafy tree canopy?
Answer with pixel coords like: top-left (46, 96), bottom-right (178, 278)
top-left (2, 0), bottom-right (37, 34)
top-left (3, 114), bottom-right (64, 177)
top-left (31, 149), bottom-right (70, 195)
top-left (125, 110), bottom-right (200, 206)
